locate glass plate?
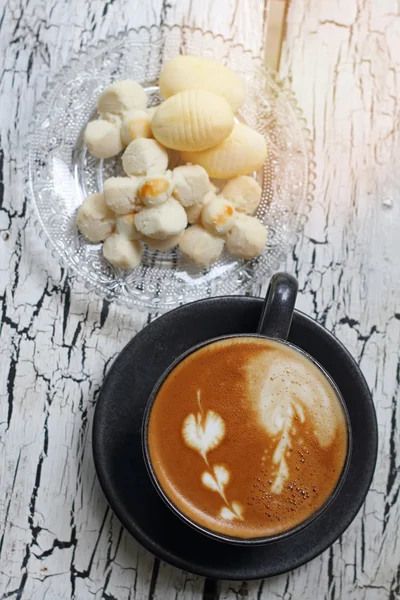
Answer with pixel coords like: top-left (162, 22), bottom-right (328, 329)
top-left (29, 25), bottom-right (315, 312)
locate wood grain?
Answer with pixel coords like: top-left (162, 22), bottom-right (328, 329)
top-left (0, 0), bottom-right (399, 599)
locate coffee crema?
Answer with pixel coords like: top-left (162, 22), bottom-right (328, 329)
top-left (148, 337), bottom-right (348, 539)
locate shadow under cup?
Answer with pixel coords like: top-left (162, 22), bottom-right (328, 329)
top-left (142, 273), bottom-right (352, 545)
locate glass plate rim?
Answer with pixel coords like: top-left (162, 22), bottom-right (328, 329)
top-left (28, 24), bottom-right (316, 312)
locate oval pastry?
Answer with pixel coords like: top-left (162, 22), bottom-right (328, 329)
top-left (159, 55), bottom-right (245, 113)
top-left (152, 90), bottom-right (234, 152)
top-left (181, 123), bottom-right (268, 179)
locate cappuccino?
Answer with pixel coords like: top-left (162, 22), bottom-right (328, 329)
top-left (148, 337), bottom-right (348, 539)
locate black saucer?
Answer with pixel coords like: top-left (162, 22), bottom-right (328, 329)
top-left (93, 297), bottom-right (378, 580)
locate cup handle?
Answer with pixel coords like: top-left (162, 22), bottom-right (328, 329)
top-left (257, 272), bottom-right (298, 341)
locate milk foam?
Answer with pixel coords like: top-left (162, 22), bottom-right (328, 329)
top-left (248, 346), bottom-right (340, 493)
top-left (149, 337), bottom-right (347, 537)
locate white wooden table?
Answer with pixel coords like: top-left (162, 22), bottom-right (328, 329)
top-left (1, 1), bottom-right (399, 598)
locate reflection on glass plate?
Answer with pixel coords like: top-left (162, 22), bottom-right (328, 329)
top-left (29, 25), bottom-right (315, 312)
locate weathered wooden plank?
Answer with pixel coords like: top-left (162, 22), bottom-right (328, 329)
top-left (1, 0), bottom-right (399, 598)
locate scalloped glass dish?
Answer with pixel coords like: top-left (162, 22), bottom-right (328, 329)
top-left (29, 25), bottom-right (315, 312)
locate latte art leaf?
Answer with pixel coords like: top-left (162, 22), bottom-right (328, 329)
top-left (182, 408), bottom-right (225, 460)
top-left (182, 389), bottom-right (245, 522)
top-left (220, 507), bottom-right (238, 520)
top-left (201, 465), bottom-right (230, 494)
top-left (201, 471), bottom-right (220, 492)
top-left (213, 465), bottom-right (230, 489)
top-left (220, 502), bottom-right (244, 521)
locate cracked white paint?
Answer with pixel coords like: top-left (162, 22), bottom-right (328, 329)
top-left (0, 0), bottom-right (399, 599)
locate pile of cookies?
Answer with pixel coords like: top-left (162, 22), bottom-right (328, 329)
top-left (77, 55), bottom-right (268, 269)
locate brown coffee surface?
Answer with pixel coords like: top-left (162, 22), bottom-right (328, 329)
top-left (148, 337), bottom-right (348, 539)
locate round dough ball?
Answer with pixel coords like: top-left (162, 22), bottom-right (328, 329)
top-left (222, 176), bottom-right (262, 215)
top-left (152, 90), bottom-right (234, 151)
top-left (115, 213), bottom-right (142, 240)
top-left (201, 196), bottom-right (236, 235)
top-left (103, 177), bottom-right (140, 214)
top-left (97, 80), bottom-right (147, 115)
top-left (181, 123), bottom-right (268, 179)
top-left (185, 190), bottom-right (214, 224)
top-left (121, 109), bottom-right (153, 145)
top-left (102, 233), bottom-right (142, 269)
top-left (142, 232), bottom-right (183, 250)
top-left (226, 213), bottom-right (267, 259)
top-left (138, 172), bottom-right (174, 206)
top-left (179, 225), bottom-right (225, 267)
top-left (77, 193), bottom-right (115, 242)
top-left (135, 197), bottom-right (187, 240)
top-left (172, 165), bottom-right (210, 207)
top-left (159, 55), bottom-right (245, 113)
top-left (122, 138), bottom-right (169, 176)
top-left (84, 120), bottom-right (123, 159)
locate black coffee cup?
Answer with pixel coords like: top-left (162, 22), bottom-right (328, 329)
top-left (142, 272), bottom-right (353, 546)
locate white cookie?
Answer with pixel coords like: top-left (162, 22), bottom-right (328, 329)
top-left (115, 213), bottom-right (142, 240)
top-left (181, 123), bottom-right (268, 179)
top-left (103, 177), bottom-right (140, 214)
top-left (76, 193), bottom-right (115, 242)
top-left (102, 233), bottom-right (142, 269)
top-left (179, 225), bottom-right (224, 267)
top-left (159, 55), bottom-right (245, 113)
top-left (135, 197), bottom-right (187, 240)
top-left (121, 109), bottom-right (153, 146)
top-left (201, 196), bottom-right (236, 236)
top-left (97, 80), bottom-right (147, 115)
top-left (172, 165), bottom-right (210, 207)
top-left (84, 120), bottom-right (122, 159)
top-left (226, 213), bottom-right (267, 259)
top-left (122, 138), bottom-right (169, 176)
top-left (138, 172), bottom-right (174, 206)
top-left (222, 176), bottom-right (262, 215)
top-left (152, 90), bottom-right (234, 151)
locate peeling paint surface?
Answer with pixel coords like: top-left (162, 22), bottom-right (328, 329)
top-left (0, 1), bottom-right (399, 598)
